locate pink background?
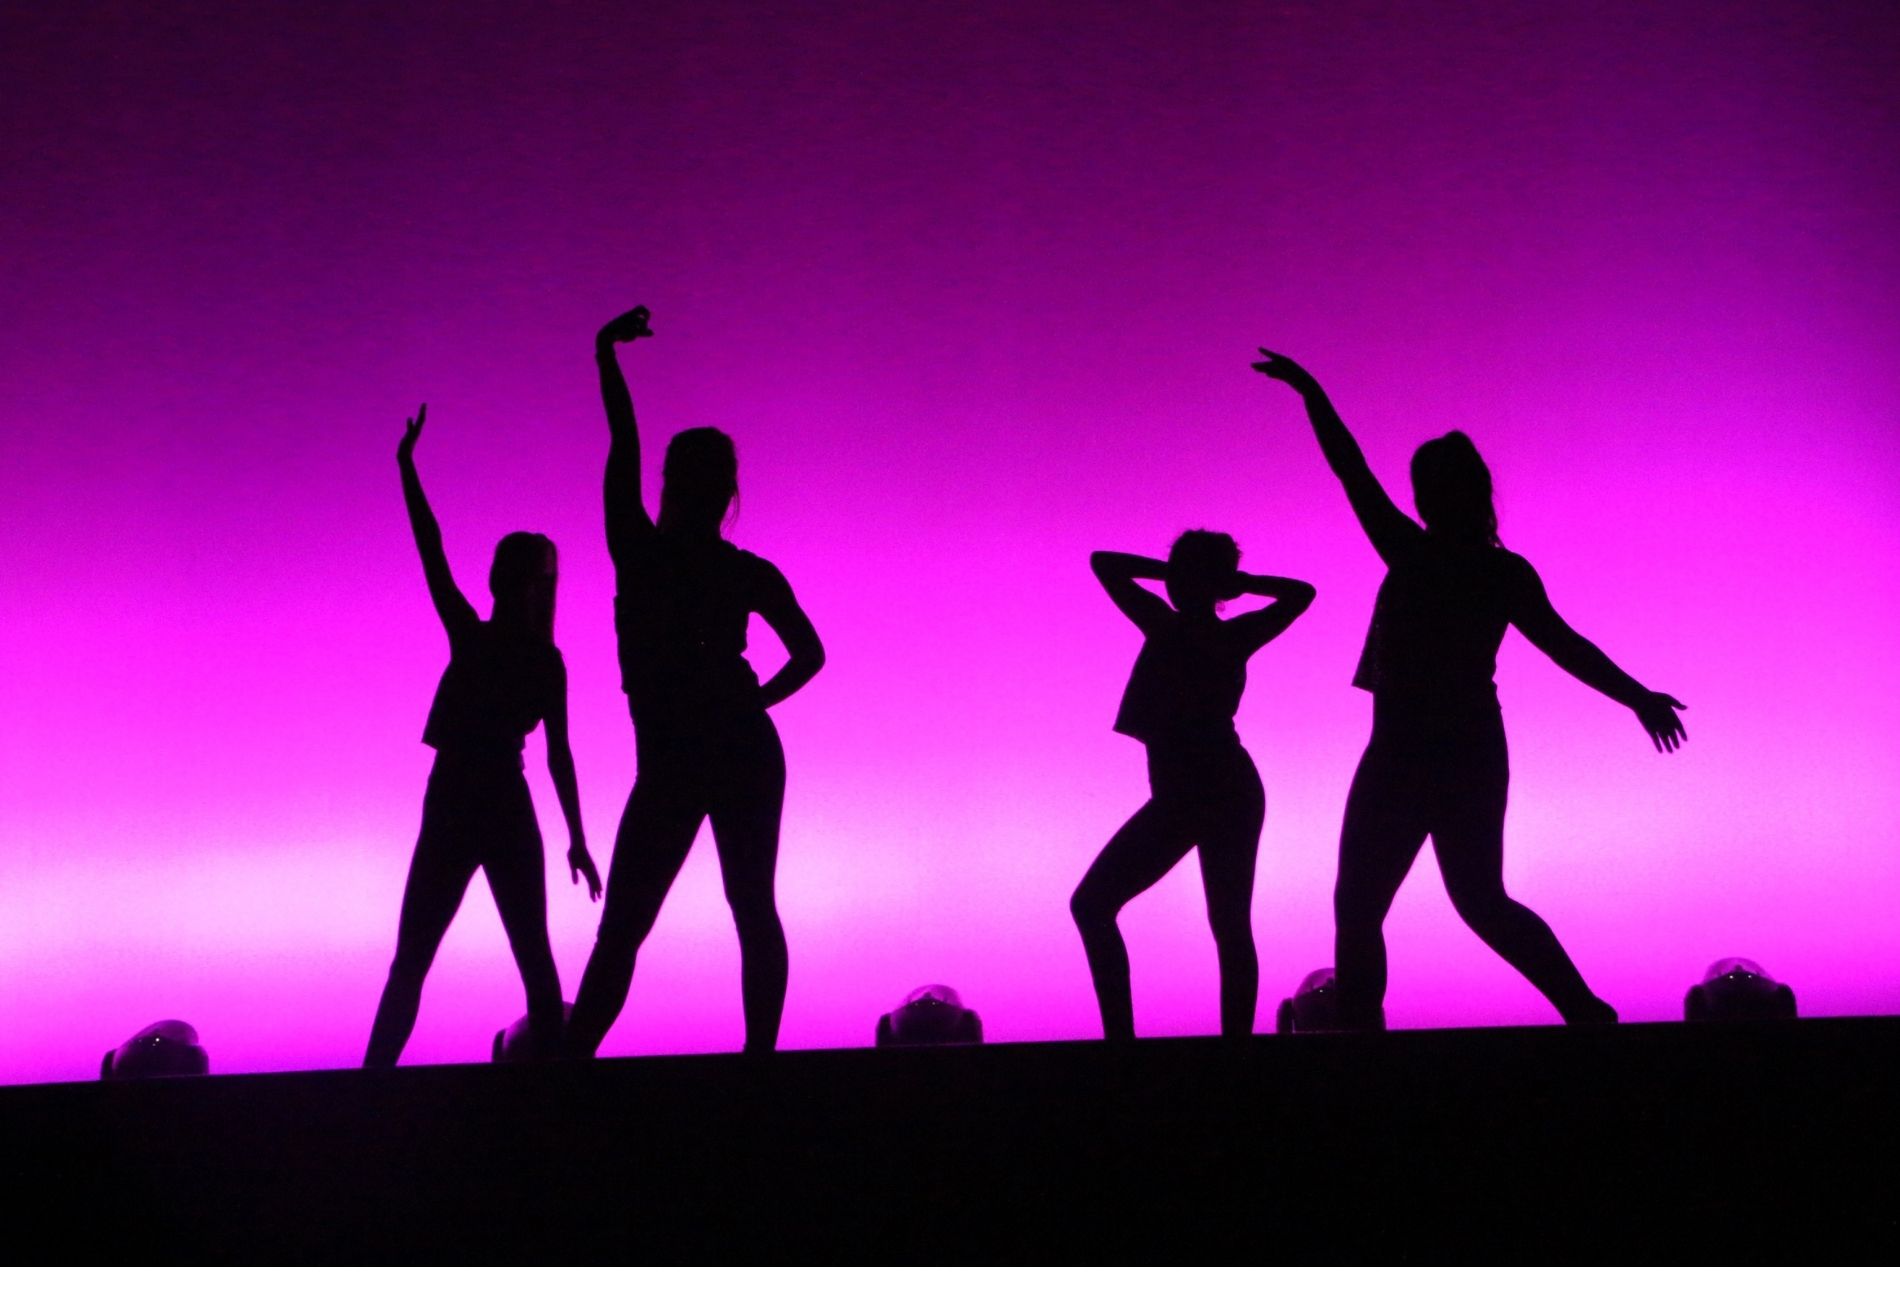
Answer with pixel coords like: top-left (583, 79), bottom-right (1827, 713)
top-left (3, 2), bottom-right (1897, 1082)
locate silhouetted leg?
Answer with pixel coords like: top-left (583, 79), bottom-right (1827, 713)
top-left (483, 786), bottom-right (563, 1059)
top-left (1334, 744), bottom-right (1429, 1030)
top-left (366, 805), bottom-right (479, 1068)
top-left (565, 777), bottom-right (705, 1057)
top-left (1071, 802), bottom-right (1196, 1040)
top-left (1433, 782), bottom-right (1612, 1024)
top-left (1197, 760), bottom-right (1265, 1039)
top-left (708, 717), bottom-right (788, 1055)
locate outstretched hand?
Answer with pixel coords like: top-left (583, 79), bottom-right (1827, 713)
top-left (1634, 691), bottom-right (1688, 753)
top-left (1251, 348), bottom-right (1316, 390)
top-left (569, 845), bottom-right (603, 902)
top-left (398, 402), bottom-right (427, 459)
top-left (599, 306), bottom-right (654, 346)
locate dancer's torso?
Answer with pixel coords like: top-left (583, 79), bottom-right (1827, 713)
top-left (1355, 535), bottom-right (1531, 718)
top-left (614, 533), bottom-right (768, 735)
top-left (1114, 615), bottom-right (1248, 748)
top-left (422, 620), bottom-right (561, 766)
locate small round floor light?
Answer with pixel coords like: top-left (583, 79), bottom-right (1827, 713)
top-left (876, 985), bottom-right (983, 1047)
top-left (101, 1020), bottom-right (209, 1080)
top-left (1684, 958), bottom-right (1797, 1022)
top-left (1276, 967), bottom-right (1344, 1034)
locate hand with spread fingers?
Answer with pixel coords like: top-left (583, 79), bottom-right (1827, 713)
top-left (1634, 691), bottom-right (1689, 753)
top-left (568, 844), bottom-right (603, 902)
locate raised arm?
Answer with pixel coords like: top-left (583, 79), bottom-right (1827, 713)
top-left (597, 306), bottom-right (656, 562)
top-left (753, 563), bottom-right (827, 709)
top-left (1508, 557), bottom-right (1688, 752)
top-left (396, 404), bottom-right (477, 640)
top-left (1090, 551), bottom-right (1173, 635)
top-left (1253, 350), bottom-right (1420, 565)
top-left (1223, 572), bottom-right (1317, 655)
top-left (542, 655), bottom-right (602, 901)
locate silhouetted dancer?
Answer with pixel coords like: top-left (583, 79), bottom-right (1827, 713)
top-left (566, 306), bottom-right (826, 1058)
top-left (1071, 536), bottom-right (1315, 1039)
top-left (365, 404), bottom-right (603, 1068)
top-left (1253, 349), bottom-right (1687, 1029)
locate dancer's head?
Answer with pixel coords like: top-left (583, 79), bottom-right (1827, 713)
top-left (1411, 431), bottom-right (1498, 545)
top-left (659, 426), bottom-right (739, 535)
top-left (1166, 529), bottom-right (1241, 615)
top-left (490, 531), bottom-right (559, 639)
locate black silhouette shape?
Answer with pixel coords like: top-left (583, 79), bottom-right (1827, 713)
top-left (1070, 535), bottom-right (1315, 1039)
top-left (364, 405), bottom-right (602, 1069)
top-left (494, 1002), bottom-right (576, 1062)
top-left (1254, 349), bottom-right (1686, 1029)
top-left (566, 307), bottom-right (826, 1058)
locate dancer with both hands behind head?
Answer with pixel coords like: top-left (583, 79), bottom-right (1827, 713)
top-left (1072, 533), bottom-right (1315, 1040)
top-left (1253, 348), bottom-right (1687, 1030)
top-left (366, 404), bottom-right (602, 1068)
top-left (566, 306), bottom-right (826, 1059)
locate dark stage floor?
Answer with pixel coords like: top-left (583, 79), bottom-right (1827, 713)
top-left (4, 1017), bottom-right (1895, 1261)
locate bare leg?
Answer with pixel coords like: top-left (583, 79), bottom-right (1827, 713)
top-left (1433, 792), bottom-right (1613, 1025)
top-left (1070, 801), bottom-right (1196, 1040)
top-left (483, 783), bottom-right (564, 1059)
top-left (1334, 742), bottom-right (1429, 1030)
top-left (1196, 760), bottom-right (1265, 1039)
top-left (565, 776), bottom-right (705, 1057)
top-left (708, 719), bottom-right (788, 1055)
top-left (366, 804), bottom-right (478, 1068)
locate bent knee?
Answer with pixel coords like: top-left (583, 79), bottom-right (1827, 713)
top-left (1069, 886), bottom-right (1096, 924)
top-left (1071, 885), bottom-right (1121, 929)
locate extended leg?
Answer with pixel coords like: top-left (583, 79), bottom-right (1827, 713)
top-left (708, 722), bottom-right (789, 1055)
top-left (565, 778), bottom-right (704, 1057)
top-left (365, 810), bottom-right (479, 1068)
top-left (1433, 790), bottom-right (1613, 1025)
top-left (1334, 744), bottom-right (1430, 1030)
top-left (1070, 802), bottom-right (1196, 1041)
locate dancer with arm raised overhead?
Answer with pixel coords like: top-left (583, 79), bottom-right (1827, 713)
top-left (365, 404), bottom-right (601, 1067)
top-left (1071, 535), bottom-right (1315, 1040)
top-left (1252, 349), bottom-right (1685, 1029)
top-left (567, 306), bottom-right (826, 1058)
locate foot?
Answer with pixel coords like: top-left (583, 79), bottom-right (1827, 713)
top-left (1565, 996), bottom-right (1619, 1026)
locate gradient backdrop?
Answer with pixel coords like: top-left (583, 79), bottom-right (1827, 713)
top-left (3, 1), bottom-right (1897, 1083)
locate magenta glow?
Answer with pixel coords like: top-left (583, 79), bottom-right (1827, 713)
top-left (2, 2), bottom-right (1897, 1082)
